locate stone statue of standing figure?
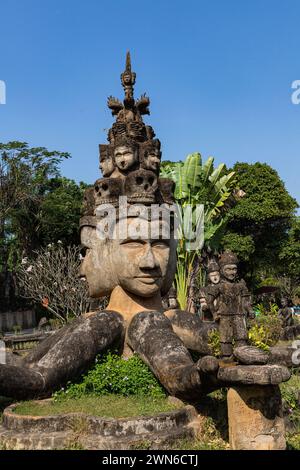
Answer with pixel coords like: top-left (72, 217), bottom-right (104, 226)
top-left (203, 251), bottom-right (266, 364)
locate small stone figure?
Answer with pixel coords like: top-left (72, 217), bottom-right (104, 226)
top-left (199, 261), bottom-right (220, 321)
top-left (206, 251), bottom-right (257, 362)
top-left (162, 286), bottom-right (179, 310)
top-left (279, 297), bottom-right (294, 328)
top-left (207, 261), bottom-right (220, 286)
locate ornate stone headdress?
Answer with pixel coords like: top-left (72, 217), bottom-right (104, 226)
top-left (207, 261), bottom-right (220, 273)
top-left (80, 52), bottom-right (175, 229)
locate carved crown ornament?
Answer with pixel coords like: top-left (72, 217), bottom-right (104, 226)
top-left (80, 52), bottom-right (176, 229)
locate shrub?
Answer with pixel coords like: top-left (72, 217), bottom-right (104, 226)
top-left (208, 330), bottom-right (221, 357)
top-left (280, 371), bottom-right (300, 427)
top-left (53, 352), bottom-right (166, 401)
top-left (248, 303), bottom-right (282, 350)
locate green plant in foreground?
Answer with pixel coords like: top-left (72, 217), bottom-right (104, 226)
top-left (248, 303), bottom-right (282, 350)
top-left (248, 324), bottom-right (270, 351)
top-left (208, 329), bottom-right (221, 357)
top-left (280, 372), bottom-right (300, 425)
top-left (53, 352), bottom-right (166, 401)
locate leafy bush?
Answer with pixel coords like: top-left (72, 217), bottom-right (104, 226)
top-left (208, 329), bottom-right (221, 357)
top-left (53, 352), bottom-right (166, 401)
top-left (248, 324), bottom-right (272, 351)
top-left (248, 303), bottom-right (282, 350)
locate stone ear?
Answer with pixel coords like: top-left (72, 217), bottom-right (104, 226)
top-left (94, 241), bottom-right (119, 297)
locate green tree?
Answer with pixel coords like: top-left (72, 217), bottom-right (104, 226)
top-left (0, 142), bottom-right (86, 310)
top-left (222, 162), bottom-right (298, 287)
top-left (278, 216), bottom-right (300, 282)
top-left (38, 177), bottom-right (88, 246)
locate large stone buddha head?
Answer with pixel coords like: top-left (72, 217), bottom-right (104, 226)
top-left (80, 212), bottom-right (177, 320)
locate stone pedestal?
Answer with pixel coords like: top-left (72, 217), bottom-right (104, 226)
top-left (227, 385), bottom-right (286, 450)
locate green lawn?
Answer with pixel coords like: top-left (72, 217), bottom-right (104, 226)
top-left (13, 395), bottom-right (181, 419)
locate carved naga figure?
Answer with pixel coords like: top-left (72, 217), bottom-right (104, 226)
top-left (0, 54), bottom-right (293, 402)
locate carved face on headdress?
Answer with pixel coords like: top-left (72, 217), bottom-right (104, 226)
top-left (99, 145), bottom-right (114, 177)
top-left (114, 144), bottom-right (137, 172)
top-left (144, 148), bottom-right (161, 172)
top-left (80, 216), bottom-right (176, 299)
top-left (141, 141), bottom-right (161, 173)
top-left (99, 154), bottom-right (114, 177)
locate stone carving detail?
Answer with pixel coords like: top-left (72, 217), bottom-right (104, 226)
top-left (124, 170), bottom-right (158, 204)
top-left (99, 144), bottom-right (114, 177)
top-left (94, 178), bottom-right (123, 207)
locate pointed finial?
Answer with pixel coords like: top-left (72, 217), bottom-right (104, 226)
top-left (126, 51), bottom-right (131, 72)
top-left (121, 51), bottom-right (136, 104)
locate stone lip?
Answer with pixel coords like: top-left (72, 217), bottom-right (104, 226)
top-left (2, 399), bottom-right (197, 436)
top-left (0, 399), bottom-right (199, 450)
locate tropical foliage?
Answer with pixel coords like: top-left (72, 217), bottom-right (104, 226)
top-left (160, 153), bottom-right (237, 309)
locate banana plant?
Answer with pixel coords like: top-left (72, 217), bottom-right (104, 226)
top-left (160, 153), bottom-right (237, 310)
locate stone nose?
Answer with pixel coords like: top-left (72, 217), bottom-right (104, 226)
top-left (139, 245), bottom-right (158, 270)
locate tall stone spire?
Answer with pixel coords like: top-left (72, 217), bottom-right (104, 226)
top-left (121, 51), bottom-right (136, 105)
top-left (80, 53), bottom-right (175, 225)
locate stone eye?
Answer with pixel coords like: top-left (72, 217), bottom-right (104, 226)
top-left (136, 177), bottom-right (144, 185)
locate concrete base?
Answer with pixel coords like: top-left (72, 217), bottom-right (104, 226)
top-left (227, 385), bottom-right (286, 450)
top-left (0, 400), bottom-right (199, 450)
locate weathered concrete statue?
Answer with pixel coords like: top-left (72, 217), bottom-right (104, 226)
top-left (199, 261), bottom-right (220, 321)
top-left (203, 252), bottom-right (259, 362)
top-left (279, 297), bottom-right (294, 328)
top-left (0, 54), bottom-right (293, 409)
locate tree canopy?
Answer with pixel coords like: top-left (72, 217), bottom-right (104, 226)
top-left (0, 141), bottom-right (86, 311)
top-left (221, 162), bottom-right (298, 286)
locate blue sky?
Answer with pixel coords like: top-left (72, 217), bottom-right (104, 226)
top-left (1, 0), bottom-right (300, 205)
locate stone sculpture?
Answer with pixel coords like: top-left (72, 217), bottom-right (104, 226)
top-left (199, 261), bottom-right (220, 321)
top-left (279, 297), bottom-right (294, 328)
top-left (0, 54), bottom-right (294, 407)
top-left (203, 251), bottom-right (264, 364)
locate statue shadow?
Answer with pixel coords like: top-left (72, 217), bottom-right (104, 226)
top-left (193, 390), bottom-right (229, 442)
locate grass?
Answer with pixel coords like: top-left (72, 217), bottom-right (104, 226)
top-left (170, 414), bottom-right (229, 450)
top-left (13, 395), bottom-right (181, 419)
top-left (287, 433), bottom-right (300, 450)
top-left (280, 370), bottom-right (300, 450)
